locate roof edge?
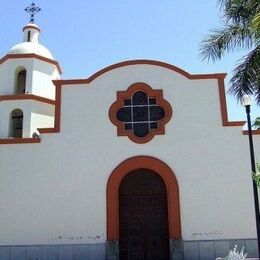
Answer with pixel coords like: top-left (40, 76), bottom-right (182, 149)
top-left (53, 59), bottom-right (227, 86)
top-left (0, 53), bottom-right (62, 74)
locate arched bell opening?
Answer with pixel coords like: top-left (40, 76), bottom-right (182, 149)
top-left (15, 68), bottom-right (27, 94)
top-left (9, 109), bottom-right (23, 138)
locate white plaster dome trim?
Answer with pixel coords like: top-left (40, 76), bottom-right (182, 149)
top-left (8, 42), bottom-right (54, 60)
top-left (23, 23), bottom-right (41, 32)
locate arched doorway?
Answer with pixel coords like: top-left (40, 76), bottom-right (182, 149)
top-left (107, 156), bottom-right (181, 259)
top-left (119, 169), bottom-right (169, 259)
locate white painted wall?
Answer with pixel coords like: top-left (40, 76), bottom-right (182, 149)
top-left (30, 103), bottom-right (55, 137)
top-left (0, 59), bottom-right (33, 95)
top-left (0, 58), bottom-right (59, 98)
top-left (23, 28), bottom-right (39, 43)
top-left (31, 59), bottom-right (60, 99)
top-left (0, 64), bottom-right (259, 246)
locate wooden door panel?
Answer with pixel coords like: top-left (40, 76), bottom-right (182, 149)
top-left (144, 194), bottom-right (169, 260)
top-left (119, 194), bottom-right (169, 260)
top-left (119, 170), bottom-right (169, 260)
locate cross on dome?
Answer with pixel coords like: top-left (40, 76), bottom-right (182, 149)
top-left (24, 2), bottom-right (41, 24)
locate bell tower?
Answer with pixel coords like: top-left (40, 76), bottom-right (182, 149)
top-left (0, 2), bottom-right (61, 140)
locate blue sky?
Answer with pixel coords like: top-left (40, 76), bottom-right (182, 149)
top-left (1, 0), bottom-right (258, 121)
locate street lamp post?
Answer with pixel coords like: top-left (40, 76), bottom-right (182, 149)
top-left (241, 95), bottom-right (260, 258)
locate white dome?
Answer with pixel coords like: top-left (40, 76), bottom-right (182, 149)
top-left (8, 42), bottom-right (54, 60)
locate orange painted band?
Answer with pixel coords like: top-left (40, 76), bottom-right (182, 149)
top-left (0, 138), bottom-right (40, 144)
top-left (243, 130), bottom-right (260, 135)
top-left (54, 84), bottom-right (61, 132)
top-left (53, 59), bottom-right (226, 86)
top-left (217, 78), bottom-right (246, 127)
top-left (0, 54), bottom-right (62, 74)
top-left (38, 128), bottom-right (56, 134)
top-left (0, 94), bottom-right (55, 105)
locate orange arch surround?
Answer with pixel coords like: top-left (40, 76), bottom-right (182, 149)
top-left (107, 156), bottom-right (182, 241)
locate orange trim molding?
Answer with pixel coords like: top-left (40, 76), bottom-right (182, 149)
top-left (217, 78), bottom-right (246, 127)
top-left (109, 82), bottom-right (172, 143)
top-left (0, 138), bottom-right (40, 144)
top-left (1, 59), bottom-right (257, 145)
top-left (38, 128), bottom-right (56, 134)
top-left (107, 156), bottom-right (181, 241)
top-left (54, 83), bottom-right (62, 132)
top-left (0, 54), bottom-right (62, 74)
top-left (52, 60), bottom-right (257, 135)
top-left (0, 94), bottom-right (55, 105)
top-left (243, 130), bottom-right (260, 135)
top-left (53, 59), bottom-right (226, 86)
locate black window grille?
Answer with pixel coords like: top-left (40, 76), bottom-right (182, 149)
top-left (116, 91), bottom-right (165, 137)
top-left (12, 115), bottom-right (23, 130)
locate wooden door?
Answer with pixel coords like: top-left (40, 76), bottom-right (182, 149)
top-left (119, 169), bottom-right (169, 260)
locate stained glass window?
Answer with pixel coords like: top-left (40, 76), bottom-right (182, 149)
top-left (116, 91), bottom-right (166, 137)
top-left (109, 83), bottom-right (172, 143)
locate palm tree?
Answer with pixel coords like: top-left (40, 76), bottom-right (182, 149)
top-left (200, 0), bottom-right (260, 105)
top-left (252, 117), bottom-right (260, 129)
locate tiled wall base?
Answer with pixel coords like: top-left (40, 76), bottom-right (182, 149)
top-left (0, 239), bottom-right (257, 260)
top-left (0, 244), bottom-right (106, 260)
top-left (171, 239), bottom-right (258, 260)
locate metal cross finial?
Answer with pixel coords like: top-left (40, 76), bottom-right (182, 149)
top-left (24, 2), bottom-right (41, 24)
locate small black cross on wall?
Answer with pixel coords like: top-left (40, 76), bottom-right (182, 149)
top-left (24, 2), bottom-right (41, 24)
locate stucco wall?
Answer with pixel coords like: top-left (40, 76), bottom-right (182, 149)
top-left (30, 103), bottom-right (54, 136)
top-left (0, 59), bottom-right (33, 95)
top-left (31, 59), bottom-right (60, 99)
top-left (0, 63), bottom-right (259, 246)
top-left (0, 58), bottom-right (59, 99)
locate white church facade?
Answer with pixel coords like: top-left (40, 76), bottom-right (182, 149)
top-left (0, 19), bottom-right (260, 260)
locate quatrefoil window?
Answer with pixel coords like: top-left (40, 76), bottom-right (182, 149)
top-left (109, 83), bottom-right (172, 143)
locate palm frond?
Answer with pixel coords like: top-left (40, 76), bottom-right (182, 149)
top-left (255, 80), bottom-right (260, 105)
top-left (252, 14), bottom-right (260, 40)
top-left (222, 0), bottom-right (253, 24)
top-left (203, 0), bottom-right (260, 105)
top-left (218, 0), bottom-right (259, 30)
top-left (200, 25), bottom-right (253, 61)
top-left (228, 46), bottom-right (260, 104)
top-left (252, 117), bottom-right (260, 129)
